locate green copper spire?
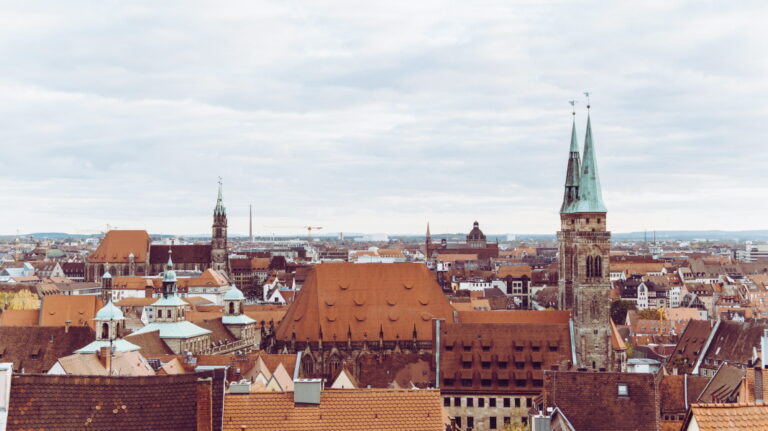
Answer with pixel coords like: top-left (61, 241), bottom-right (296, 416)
top-left (572, 114), bottom-right (607, 213)
top-left (560, 116), bottom-right (581, 213)
top-left (214, 177), bottom-right (226, 216)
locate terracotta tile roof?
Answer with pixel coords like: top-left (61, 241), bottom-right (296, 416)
top-left (112, 276), bottom-right (154, 290)
top-left (698, 365), bottom-right (745, 403)
top-left (194, 317), bottom-right (237, 344)
top-left (40, 294), bottom-right (104, 330)
top-left (686, 402), bottom-right (768, 430)
top-left (8, 372), bottom-right (218, 431)
top-left (55, 351), bottom-right (156, 376)
top-left (0, 309), bottom-right (38, 326)
top-left (275, 263), bottom-right (454, 343)
top-left (185, 269), bottom-right (230, 287)
top-left (542, 371), bottom-right (661, 431)
top-left (436, 253), bottom-right (478, 262)
top-left (88, 230), bottom-right (151, 263)
top-left (497, 265), bottom-right (533, 278)
top-left (0, 326), bottom-right (94, 373)
top-left (149, 244), bottom-right (212, 264)
top-left (660, 375), bottom-right (710, 415)
top-left (457, 310), bottom-right (571, 324)
top-left (668, 319), bottom-right (713, 372)
top-left (223, 389), bottom-right (444, 431)
top-left (115, 297), bottom-right (157, 307)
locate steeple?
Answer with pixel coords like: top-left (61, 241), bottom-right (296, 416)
top-left (214, 176), bottom-right (226, 216)
top-left (560, 107), bottom-right (581, 213)
top-left (572, 112), bottom-right (607, 213)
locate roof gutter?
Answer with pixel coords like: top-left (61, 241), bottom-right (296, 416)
top-left (569, 319), bottom-right (578, 367)
top-left (692, 319), bottom-right (721, 375)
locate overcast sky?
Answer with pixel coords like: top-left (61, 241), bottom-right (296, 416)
top-left (2, 1), bottom-right (768, 236)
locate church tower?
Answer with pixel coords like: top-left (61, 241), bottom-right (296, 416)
top-left (211, 178), bottom-right (228, 272)
top-left (557, 105), bottom-right (615, 371)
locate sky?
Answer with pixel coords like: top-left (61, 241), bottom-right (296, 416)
top-left (2, 1), bottom-right (768, 236)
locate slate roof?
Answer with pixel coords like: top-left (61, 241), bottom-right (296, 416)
top-left (223, 389), bottom-right (444, 431)
top-left (88, 230), bottom-right (151, 263)
top-left (0, 326), bottom-right (94, 373)
top-left (541, 371), bottom-right (660, 431)
top-left (685, 403), bottom-right (768, 431)
top-left (275, 263), bottom-right (454, 343)
top-left (7, 373), bottom-right (213, 431)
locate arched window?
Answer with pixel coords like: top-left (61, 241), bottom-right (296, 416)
top-left (302, 355), bottom-right (314, 376)
top-left (586, 256), bottom-right (593, 277)
top-left (101, 323), bottom-right (109, 339)
top-left (595, 256), bottom-right (602, 277)
top-left (166, 309), bottom-right (172, 319)
top-left (228, 302), bottom-right (235, 314)
top-left (329, 355), bottom-right (341, 376)
top-left (156, 309), bottom-right (161, 318)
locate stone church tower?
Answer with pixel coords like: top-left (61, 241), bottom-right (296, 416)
top-left (557, 109), bottom-right (616, 371)
top-left (211, 179), bottom-right (228, 272)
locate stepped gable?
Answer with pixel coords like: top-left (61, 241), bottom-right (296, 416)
top-left (149, 244), bottom-right (212, 264)
top-left (223, 389), bottom-right (444, 431)
top-left (275, 263), bottom-right (454, 343)
top-left (88, 230), bottom-right (151, 263)
top-left (0, 326), bottom-right (94, 373)
top-left (7, 372), bottom-right (221, 431)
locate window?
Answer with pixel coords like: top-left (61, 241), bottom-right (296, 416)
top-left (490, 417), bottom-right (497, 429)
top-left (526, 398), bottom-right (532, 408)
top-left (166, 309), bottom-right (172, 318)
top-left (504, 417), bottom-right (511, 425)
top-left (479, 398), bottom-right (485, 407)
top-left (454, 397), bottom-right (461, 407)
top-left (549, 346), bottom-right (558, 352)
top-left (456, 418), bottom-right (462, 428)
top-left (531, 346), bottom-right (540, 352)
top-left (498, 378), bottom-right (509, 387)
top-left (481, 361), bottom-right (491, 369)
top-left (462, 360), bottom-right (472, 369)
top-left (463, 345), bottom-right (472, 352)
top-left (481, 379), bottom-right (492, 387)
top-left (515, 362), bottom-right (524, 369)
top-left (443, 378), bottom-right (454, 386)
top-left (618, 383), bottom-right (629, 397)
top-left (461, 379), bottom-right (472, 387)
top-left (466, 397), bottom-right (474, 407)
top-left (514, 398), bottom-right (520, 408)
top-left (444, 397), bottom-right (451, 407)
top-left (467, 417), bottom-right (474, 429)
top-left (489, 398), bottom-right (496, 407)
top-left (482, 345), bottom-right (491, 352)
top-left (504, 398), bottom-right (511, 408)
top-left (514, 345), bottom-right (524, 352)
top-left (498, 361), bottom-right (508, 369)
top-left (444, 344), bottom-right (453, 351)
top-left (156, 309), bottom-right (161, 318)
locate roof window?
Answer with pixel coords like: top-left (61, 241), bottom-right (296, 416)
top-left (617, 383), bottom-right (629, 397)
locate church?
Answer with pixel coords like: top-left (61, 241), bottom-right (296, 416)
top-left (557, 106), bottom-right (626, 372)
top-left (84, 182), bottom-right (229, 281)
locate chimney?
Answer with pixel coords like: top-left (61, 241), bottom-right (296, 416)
top-left (229, 380), bottom-right (252, 394)
top-left (98, 346), bottom-right (111, 372)
top-left (293, 378), bottom-right (322, 406)
top-left (64, 320), bottom-right (72, 334)
top-left (196, 377), bottom-right (213, 431)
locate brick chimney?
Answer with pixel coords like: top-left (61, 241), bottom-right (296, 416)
top-left (195, 377), bottom-right (213, 431)
top-left (98, 346), bottom-right (111, 372)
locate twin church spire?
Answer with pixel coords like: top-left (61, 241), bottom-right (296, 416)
top-left (560, 106), bottom-right (607, 214)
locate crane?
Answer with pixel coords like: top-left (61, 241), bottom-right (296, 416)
top-left (262, 225), bottom-right (324, 242)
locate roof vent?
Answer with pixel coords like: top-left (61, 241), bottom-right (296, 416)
top-left (230, 380), bottom-right (252, 394)
top-left (294, 378), bottom-right (322, 406)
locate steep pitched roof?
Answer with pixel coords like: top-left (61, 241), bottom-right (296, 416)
top-left (149, 244), bottom-right (212, 264)
top-left (457, 310), bottom-right (571, 324)
top-left (8, 373), bottom-right (215, 431)
top-left (275, 263), bottom-right (454, 342)
top-left (88, 230), bottom-right (151, 263)
top-left (223, 389), bottom-right (444, 431)
top-left (40, 295), bottom-right (104, 330)
top-left (0, 326), bottom-right (94, 373)
top-left (125, 329), bottom-right (176, 357)
top-left (684, 403), bottom-right (768, 431)
top-left (0, 309), bottom-right (38, 326)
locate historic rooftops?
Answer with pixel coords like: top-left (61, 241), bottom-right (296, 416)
top-left (95, 301), bottom-right (124, 321)
top-left (0, 326), bottom-right (94, 373)
top-left (149, 244), bottom-right (212, 264)
top-left (683, 403), bottom-right (768, 431)
top-left (467, 221), bottom-right (486, 241)
top-left (223, 286), bottom-right (245, 301)
top-left (88, 230), bottom-right (151, 263)
top-left (275, 263), bottom-right (454, 343)
top-left (40, 294), bottom-right (105, 330)
top-left (74, 338), bottom-right (141, 354)
top-left (223, 389), bottom-right (444, 431)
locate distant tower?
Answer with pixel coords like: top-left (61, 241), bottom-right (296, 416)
top-left (101, 271), bottom-right (113, 304)
top-left (211, 178), bottom-right (229, 272)
top-left (249, 204), bottom-right (254, 244)
top-left (466, 221), bottom-right (487, 249)
top-left (425, 222), bottom-right (432, 260)
top-left (557, 104), bottom-right (615, 371)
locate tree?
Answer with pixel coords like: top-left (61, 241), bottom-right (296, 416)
top-left (610, 299), bottom-right (636, 325)
top-left (638, 309), bottom-right (661, 320)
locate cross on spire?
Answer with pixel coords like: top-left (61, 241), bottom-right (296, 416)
top-left (583, 91), bottom-right (591, 110)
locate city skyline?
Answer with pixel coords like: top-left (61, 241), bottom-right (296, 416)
top-left (3, 1), bottom-right (768, 235)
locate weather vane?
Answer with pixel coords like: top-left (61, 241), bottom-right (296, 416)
top-left (569, 100), bottom-right (577, 116)
top-left (583, 91), bottom-right (591, 109)
top-left (218, 176), bottom-right (222, 186)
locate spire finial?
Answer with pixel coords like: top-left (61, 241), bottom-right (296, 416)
top-left (214, 176), bottom-right (226, 216)
top-left (569, 100), bottom-right (577, 116)
top-left (583, 91), bottom-right (591, 110)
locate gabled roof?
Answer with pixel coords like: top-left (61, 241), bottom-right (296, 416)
top-left (684, 403), bottom-right (768, 431)
top-left (0, 326), bottom-right (94, 373)
top-left (40, 295), bottom-right (104, 330)
top-left (0, 309), bottom-right (38, 326)
top-left (223, 389), bottom-right (444, 431)
top-left (149, 244), bottom-right (212, 264)
top-left (275, 263), bottom-right (454, 342)
top-left (124, 329), bottom-right (175, 357)
top-left (88, 230), bottom-right (151, 263)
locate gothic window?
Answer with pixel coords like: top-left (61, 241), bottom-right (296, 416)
top-left (586, 256), bottom-right (593, 277)
top-left (595, 256), bottom-right (602, 277)
top-left (302, 355), bottom-right (314, 376)
top-left (101, 323), bottom-right (109, 339)
top-left (329, 355), bottom-right (341, 376)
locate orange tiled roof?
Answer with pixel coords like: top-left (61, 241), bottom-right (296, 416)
top-left (688, 403), bottom-right (768, 430)
top-left (223, 389), bottom-right (444, 431)
top-left (275, 263), bottom-right (454, 342)
top-left (0, 309), bottom-right (39, 326)
top-left (497, 265), bottom-right (532, 278)
top-left (88, 230), bottom-right (151, 263)
top-left (40, 295), bottom-right (104, 330)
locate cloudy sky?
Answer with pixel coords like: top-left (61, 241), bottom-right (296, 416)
top-left (2, 1), bottom-right (768, 236)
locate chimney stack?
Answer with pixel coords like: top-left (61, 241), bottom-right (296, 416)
top-left (98, 346), bottom-right (112, 373)
top-left (64, 320), bottom-right (71, 334)
top-left (293, 378), bottom-right (322, 406)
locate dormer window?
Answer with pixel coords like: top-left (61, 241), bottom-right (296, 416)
top-left (618, 383), bottom-right (629, 397)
